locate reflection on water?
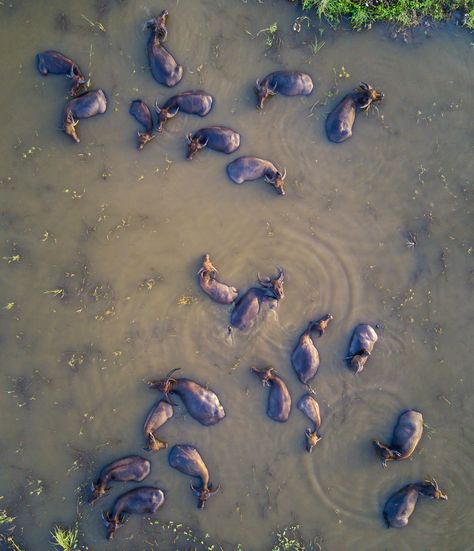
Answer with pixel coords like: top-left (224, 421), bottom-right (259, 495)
top-left (0, 0), bottom-right (473, 549)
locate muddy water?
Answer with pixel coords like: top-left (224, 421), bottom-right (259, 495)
top-left (0, 0), bottom-right (473, 549)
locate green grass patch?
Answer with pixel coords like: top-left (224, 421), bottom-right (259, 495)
top-left (299, 0), bottom-right (474, 30)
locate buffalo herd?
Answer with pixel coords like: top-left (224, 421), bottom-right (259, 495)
top-left (36, 7), bottom-right (447, 542)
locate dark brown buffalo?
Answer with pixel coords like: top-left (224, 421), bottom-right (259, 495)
top-left (143, 400), bottom-right (173, 452)
top-left (297, 393), bottom-right (322, 452)
top-left (102, 486), bottom-right (165, 540)
top-left (230, 269), bottom-right (284, 331)
top-left (129, 99), bottom-right (155, 150)
top-left (251, 367), bottom-right (291, 422)
top-left (155, 91), bottom-right (213, 132)
top-left (291, 314), bottom-right (333, 385)
top-left (186, 126), bottom-right (240, 160)
top-left (198, 254), bottom-right (238, 304)
top-left (226, 157), bottom-right (287, 196)
top-left (255, 70), bottom-right (313, 109)
top-left (146, 11), bottom-right (183, 87)
top-left (36, 50), bottom-right (86, 96)
top-left (326, 82), bottom-right (384, 143)
top-left (89, 456), bottom-right (151, 506)
top-left (346, 323), bottom-right (378, 374)
top-left (383, 479), bottom-right (447, 528)
top-left (147, 368), bottom-right (225, 426)
top-left (63, 89), bottom-right (107, 143)
top-left (168, 444), bottom-right (219, 509)
top-left (374, 410), bottom-right (423, 467)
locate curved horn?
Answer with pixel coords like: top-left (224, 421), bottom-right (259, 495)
top-left (360, 81), bottom-right (370, 90)
top-left (164, 367), bottom-right (180, 382)
top-left (257, 272), bottom-right (271, 286)
top-left (186, 132), bottom-right (193, 144)
top-left (256, 78), bottom-right (260, 87)
top-left (154, 99), bottom-right (161, 113)
top-left (101, 511), bottom-right (112, 524)
top-left (190, 481), bottom-right (201, 496)
top-left (275, 267), bottom-right (284, 280)
top-left (281, 168), bottom-right (287, 180)
top-left (209, 483), bottom-right (220, 495)
top-left (169, 105), bottom-right (179, 117)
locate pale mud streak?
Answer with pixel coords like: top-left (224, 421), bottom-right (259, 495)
top-left (0, 0), bottom-right (473, 549)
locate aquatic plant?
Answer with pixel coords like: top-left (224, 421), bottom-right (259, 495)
top-left (299, 0), bottom-right (474, 30)
top-left (257, 22), bottom-right (281, 48)
top-left (50, 525), bottom-right (78, 551)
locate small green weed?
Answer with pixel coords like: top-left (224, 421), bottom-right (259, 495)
top-left (257, 22), bottom-right (281, 48)
top-left (50, 525), bottom-right (78, 551)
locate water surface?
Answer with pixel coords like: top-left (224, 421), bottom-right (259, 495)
top-left (0, 0), bottom-right (473, 549)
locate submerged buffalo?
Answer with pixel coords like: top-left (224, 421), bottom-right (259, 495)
top-left (346, 323), bottom-right (378, 374)
top-left (255, 70), bottom-right (313, 109)
top-left (291, 314), bottom-right (333, 385)
top-left (102, 486), bottom-right (165, 540)
top-left (89, 456), bottom-right (151, 506)
top-left (383, 478), bottom-right (447, 528)
top-left (251, 367), bottom-right (291, 422)
top-left (146, 10), bottom-right (183, 87)
top-left (143, 400), bottom-right (174, 452)
top-left (297, 393), bottom-right (322, 453)
top-left (147, 368), bottom-right (225, 426)
top-left (226, 157), bottom-right (287, 195)
top-left (168, 444), bottom-right (219, 509)
top-left (198, 254), bottom-right (238, 304)
top-left (155, 91), bottom-right (213, 132)
top-left (374, 410), bottom-right (423, 467)
top-left (186, 126), bottom-right (240, 160)
top-left (326, 82), bottom-right (384, 143)
top-left (36, 50), bottom-right (86, 96)
top-left (230, 269), bottom-right (284, 331)
top-left (129, 99), bottom-right (155, 150)
top-left (63, 89), bottom-right (107, 143)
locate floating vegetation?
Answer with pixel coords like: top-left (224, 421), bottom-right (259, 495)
top-left (178, 295), bottom-right (197, 305)
top-left (271, 524), bottom-right (322, 551)
top-left (257, 22), bottom-right (281, 48)
top-left (44, 289), bottom-right (65, 299)
top-left (50, 524), bottom-right (78, 551)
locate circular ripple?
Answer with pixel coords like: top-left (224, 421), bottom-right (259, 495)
top-left (304, 385), bottom-right (406, 523)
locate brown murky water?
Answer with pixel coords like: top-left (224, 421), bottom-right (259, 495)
top-left (0, 0), bottom-right (473, 549)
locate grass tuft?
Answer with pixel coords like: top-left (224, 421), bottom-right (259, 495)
top-left (50, 525), bottom-right (78, 551)
top-left (299, 0), bottom-right (474, 30)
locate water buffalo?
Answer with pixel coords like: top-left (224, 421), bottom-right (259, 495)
top-left (326, 82), bottom-right (384, 143)
top-left (147, 368), bottom-right (225, 426)
top-left (36, 50), bottom-right (86, 96)
top-left (291, 314), bottom-right (333, 385)
top-left (346, 323), bottom-right (378, 374)
top-left (186, 126), bottom-right (240, 160)
top-left (168, 444), bottom-right (219, 509)
top-left (89, 456), bottom-right (151, 506)
top-left (297, 393), bottom-right (322, 452)
top-left (143, 400), bottom-right (173, 452)
top-left (251, 367), bottom-right (291, 422)
top-left (383, 478), bottom-right (447, 528)
top-left (374, 410), bottom-right (423, 467)
top-left (63, 89), bottom-right (107, 143)
top-left (129, 99), bottom-right (155, 150)
top-left (198, 254), bottom-right (238, 304)
top-left (230, 269), bottom-right (284, 331)
top-left (146, 11), bottom-right (183, 87)
top-left (255, 70), bottom-right (313, 109)
top-left (102, 486), bottom-right (165, 540)
top-left (226, 157), bottom-right (287, 195)
top-left (155, 91), bottom-right (213, 132)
